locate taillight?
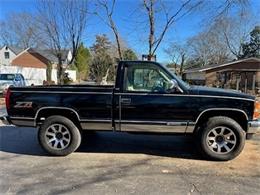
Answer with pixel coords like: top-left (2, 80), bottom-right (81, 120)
top-left (253, 100), bottom-right (260, 120)
top-left (5, 88), bottom-right (11, 110)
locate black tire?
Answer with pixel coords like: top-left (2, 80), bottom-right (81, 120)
top-left (197, 116), bottom-right (245, 161)
top-left (38, 115), bottom-right (81, 156)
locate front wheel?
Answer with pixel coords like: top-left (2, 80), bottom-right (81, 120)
top-left (197, 116), bottom-right (245, 161)
top-left (38, 115), bottom-right (81, 156)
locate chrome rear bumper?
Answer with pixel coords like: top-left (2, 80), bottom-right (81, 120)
top-left (248, 120), bottom-right (260, 134)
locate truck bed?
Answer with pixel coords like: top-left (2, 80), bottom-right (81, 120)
top-left (7, 85), bottom-right (114, 122)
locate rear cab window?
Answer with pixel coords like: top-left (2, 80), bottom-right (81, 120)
top-left (0, 74), bottom-right (15, 80)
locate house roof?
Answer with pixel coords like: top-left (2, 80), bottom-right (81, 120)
top-left (19, 48), bottom-right (70, 64)
top-left (1, 45), bottom-right (70, 63)
top-left (0, 45), bottom-right (24, 55)
top-left (8, 46), bottom-right (24, 55)
top-left (184, 57), bottom-right (260, 74)
top-left (35, 49), bottom-right (70, 63)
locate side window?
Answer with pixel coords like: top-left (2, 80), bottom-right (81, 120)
top-left (124, 64), bottom-right (172, 93)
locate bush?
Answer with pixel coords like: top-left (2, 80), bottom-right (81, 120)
top-left (63, 73), bottom-right (73, 84)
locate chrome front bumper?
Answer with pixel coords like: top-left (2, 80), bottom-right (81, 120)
top-left (248, 120), bottom-right (260, 134)
top-left (0, 115), bottom-right (11, 125)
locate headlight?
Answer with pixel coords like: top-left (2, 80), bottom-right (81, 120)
top-left (253, 100), bottom-right (260, 120)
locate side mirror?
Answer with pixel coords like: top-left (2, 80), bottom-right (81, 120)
top-left (170, 79), bottom-right (178, 89)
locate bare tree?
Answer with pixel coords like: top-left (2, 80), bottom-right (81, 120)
top-left (164, 42), bottom-right (188, 76)
top-left (0, 12), bottom-right (42, 49)
top-left (37, 0), bottom-right (88, 84)
top-left (205, 0), bottom-right (249, 21)
top-left (201, 0), bottom-right (252, 59)
top-left (186, 6), bottom-right (254, 66)
top-left (143, 0), bottom-right (203, 60)
top-left (143, 0), bottom-right (155, 59)
top-left (141, 0), bottom-right (251, 61)
top-left (95, 0), bottom-right (123, 60)
top-left (187, 29), bottom-right (231, 66)
top-left (217, 15), bottom-right (253, 59)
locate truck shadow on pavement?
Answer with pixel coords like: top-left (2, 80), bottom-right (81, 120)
top-left (79, 132), bottom-right (201, 159)
top-left (0, 126), bottom-right (201, 160)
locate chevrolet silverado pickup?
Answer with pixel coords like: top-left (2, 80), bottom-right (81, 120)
top-left (1, 61), bottom-right (259, 160)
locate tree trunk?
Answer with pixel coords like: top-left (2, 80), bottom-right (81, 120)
top-left (46, 62), bottom-right (52, 83)
top-left (144, 0), bottom-right (155, 61)
top-left (148, 1), bottom-right (154, 60)
top-left (57, 57), bottom-right (64, 85)
top-left (180, 54), bottom-right (185, 77)
top-left (115, 31), bottom-right (122, 60)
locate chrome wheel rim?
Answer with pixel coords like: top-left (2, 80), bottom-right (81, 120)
top-left (206, 126), bottom-right (237, 154)
top-left (45, 124), bottom-right (71, 150)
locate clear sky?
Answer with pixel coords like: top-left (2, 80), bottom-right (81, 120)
top-left (0, 0), bottom-right (260, 62)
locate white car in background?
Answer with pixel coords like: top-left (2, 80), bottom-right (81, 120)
top-left (0, 73), bottom-right (26, 96)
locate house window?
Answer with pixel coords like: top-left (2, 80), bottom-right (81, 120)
top-left (4, 52), bottom-right (10, 59)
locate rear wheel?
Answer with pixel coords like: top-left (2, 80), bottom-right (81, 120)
top-left (38, 115), bottom-right (81, 156)
top-left (197, 116), bottom-right (245, 161)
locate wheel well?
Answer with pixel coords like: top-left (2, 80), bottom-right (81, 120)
top-left (36, 108), bottom-right (81, 129)
top-left (195, 110), bottom-right (248, 132)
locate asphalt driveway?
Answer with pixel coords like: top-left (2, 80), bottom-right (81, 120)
top-left (0, 121), bottom-right (260, 195)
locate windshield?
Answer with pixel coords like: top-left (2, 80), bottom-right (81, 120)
top-left (0, 74), bottom-right (15, 81)
top-left (173, 74), bottom-right (190, 89)
top-left (162, 65), bottom-right (190, 89)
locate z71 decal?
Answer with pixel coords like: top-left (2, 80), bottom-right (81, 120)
top-left (14, 102), bottom-right (33, 108)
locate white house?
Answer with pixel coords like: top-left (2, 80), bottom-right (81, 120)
top-left (0, 45), bottom-right (76, 85)
top-left (0, 45), bottom-right (23, 65)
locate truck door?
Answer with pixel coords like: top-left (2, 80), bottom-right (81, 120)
top-left (114, 61), bottom-right (195, 133)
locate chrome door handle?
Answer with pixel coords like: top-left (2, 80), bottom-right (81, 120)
top-left (121, 98), bottom-right (131, 104)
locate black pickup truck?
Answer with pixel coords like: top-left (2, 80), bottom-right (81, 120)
top-left (1, 61), bottom-right (259, 160)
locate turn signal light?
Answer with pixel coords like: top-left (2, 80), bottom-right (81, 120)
top-left (253, 101), bottom-right (260, 120)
